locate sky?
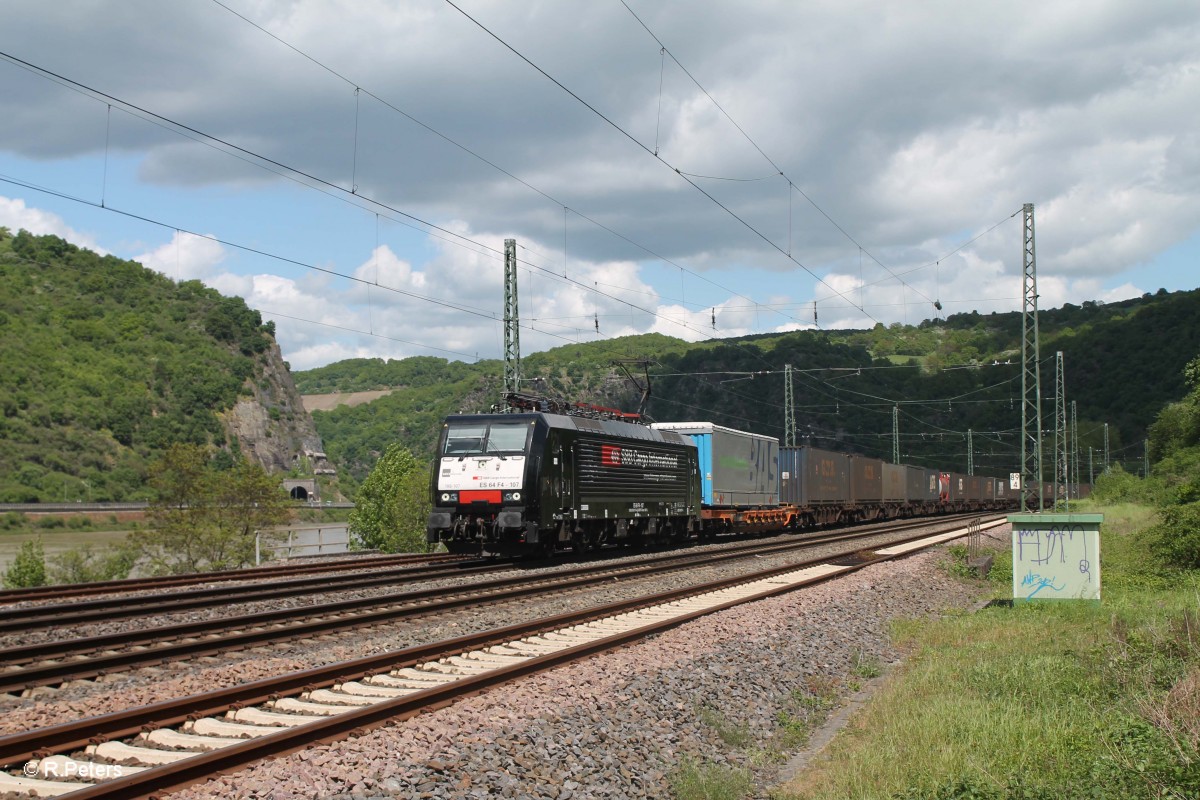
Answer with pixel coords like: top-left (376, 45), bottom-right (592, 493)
top-left (1, 0), bottom-right (1197, 371)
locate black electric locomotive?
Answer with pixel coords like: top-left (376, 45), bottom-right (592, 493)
top-left (425, 412), bottom-right (701, 555)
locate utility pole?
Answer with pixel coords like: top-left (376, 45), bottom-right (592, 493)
top-left (892, 405), bottom-right (899, 464)
top-left (1144, 439), bottom-right (1150, 478)
top-left (1054, 351), bottom-right (1068, 510)
top-left (502, 238), bottom-right (521, 397)
top-left (1104, 423), bottom-right (1110, 473)
top-left (1089, 446), bottom-right (1094, 485)
top-left (1070, 400), bottom-right (1079, 498)
top-left (1019, 203), bottom-right (1043, 512)
top-left (784, 364), bottom-right (796, 446)
top-left (967, 429), bottom-right (974, 475)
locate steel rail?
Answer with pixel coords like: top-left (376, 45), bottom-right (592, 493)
top-left (0, 518), bottom-right (1006, 799)
top-left (0, 511), bottom-right (984, 635)
top-left (0, 558), bottom-right (517, 634)
top-left (0, 552), bottom-right (464, 604)
top-left (0, 515), bottom-right (1000, 694)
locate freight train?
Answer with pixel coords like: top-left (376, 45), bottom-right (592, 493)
top-left (425, 407), bottom-right (1033, 556)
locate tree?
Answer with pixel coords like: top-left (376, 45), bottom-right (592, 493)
top-left (349, 443), bottom-right (431, 553)
top-left (48, 542), bottom-right (138, 584)
top-left (138, 443), bottom-right (212, 573)
top-left (1150, 503), bottom-right (1200, 570)
top-left (208, 459), bottom-right (291, 568)
top-left (134, 444), bottom-right (291, 573)
top-left (4, 538), bottom-right (46, 588)
top-left (1140, 353), bottom-right (1200, 569)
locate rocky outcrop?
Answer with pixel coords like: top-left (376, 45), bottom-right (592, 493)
top-left (220, 342), bottom-right (332, 475)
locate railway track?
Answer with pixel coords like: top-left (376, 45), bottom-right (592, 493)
top-left (0, 557), bottom-right (517, 634)
top-left (0, 516), bottom-right (1005, 798)
top-left (0, 515), bottom-right (997, 695)
top-left (0, 552), bottom-right (465, 604)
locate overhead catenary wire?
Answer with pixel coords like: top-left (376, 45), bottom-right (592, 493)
top-left (616, 0), bottom-right (989, 311)
top-left (0, 174), bottom-right (591, 350)
top-left (0, 50), bottom-right (507, 262)
top-left (8, 15), bottom-right (1018, 355)
top-left (618, 2), bottom-right (1025, 318)
top-left (0, 248), bottom-right (485, 362)
top-left (813, 208), bottom-right (1023, 306)
top-left (3, 22), bottom-right (1037, 441)
top-left (0, 51), bottom-right (782, 354)
top-left (440, 0), bottom-right (871, 323)
top-left (205, 0), bottom-right (804, 333)
top-left (0, 42), bottom-right (831, 364)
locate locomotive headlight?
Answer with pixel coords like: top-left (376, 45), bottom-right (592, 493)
top-left (503, 491), bottom-right (522, 502)
top-left (440, 492), bottom-right (457, 503)
top-left (511, 491), bottom-right (521, 501)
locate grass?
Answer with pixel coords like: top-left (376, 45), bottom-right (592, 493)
top-left (775, 503), bottom-right (1200, 800)
top-left (849, 651), bottom-right (884, 681)
top-left (772, 678), bottom-right (842, 751)
top-left (671, 755), bottom-right (753, 800)
top-left (698, 704), bottom-right (753, 748)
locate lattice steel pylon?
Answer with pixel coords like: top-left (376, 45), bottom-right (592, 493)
top-left (784, 364), bottom-right (796, 446)
top-left (1019, 203), bottom-right (1044, 512)
top-left (892, 405), bottom-right (900, 464)
top-left (1054, 351), bottom-right (1068, 511)
top-left (967, 429), bottom-right (974, 475)
top-left (502, 238), bottom-right (522, 397)
top-left (1070, 400), bottom-right (1079, 497)
top-left (1104, 423), bottom-right (1110, 472)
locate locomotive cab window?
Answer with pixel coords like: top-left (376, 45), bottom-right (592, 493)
top-left (444, 421), bottom-right (530, 456)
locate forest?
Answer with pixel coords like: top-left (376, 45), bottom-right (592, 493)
top-left (2, 225), bottom-right (1197, 499)
top-left (0, 229), bottom-right (279, 501)
top-left (296, 287), bottom-right (1200, 483)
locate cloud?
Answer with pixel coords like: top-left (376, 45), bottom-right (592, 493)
top-left (133, 230), bottom-right (226, 280)
top-left (1, 1), bottom-right (1198, 367)
top-left (0, 195), bottom-right (107, 253)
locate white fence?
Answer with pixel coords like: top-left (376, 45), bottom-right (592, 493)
top-left (255, 525), bottom-right (351, 564)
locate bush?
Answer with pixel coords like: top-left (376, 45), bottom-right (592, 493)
top-left (1149, 503), bottom-right (1200, 570)
top-left (1092, 465), bottom-right (1155, 505)
top-left (48, 542), bottom-right (138, 584)
top-left (4, 538), bottom-right (46, 588)
top-left (134, 444), bottom-right (290, 574)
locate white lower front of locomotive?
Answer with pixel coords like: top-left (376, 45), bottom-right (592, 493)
top-left (426, 456), bottom-right (531, 552)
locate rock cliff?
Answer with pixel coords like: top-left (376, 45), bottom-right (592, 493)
top-left (221, 342), bottom-right (333, 475)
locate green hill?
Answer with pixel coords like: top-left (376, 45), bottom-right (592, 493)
top-left (0, 229), bottom-right (281, 502)
top-left (298, 288), bottom-right (1200, 482)
top-left (20, 224), bottom-right (1190, 501)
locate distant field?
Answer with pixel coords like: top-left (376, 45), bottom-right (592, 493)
top-left (301, 390), bottom-right (393, 412)
top-left (883, 354), bottom-right (922, 365)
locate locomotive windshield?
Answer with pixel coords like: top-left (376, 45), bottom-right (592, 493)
top-left (443, 420), bottom-right (530, 456)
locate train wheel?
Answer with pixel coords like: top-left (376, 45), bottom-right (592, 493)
top-left (571, 527), bottom-right (591, 556)
top-left (445, 540), bottom-right (482, 556)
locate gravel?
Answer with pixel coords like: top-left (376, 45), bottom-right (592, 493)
top-left (0, 522), bottom-right (976, 733)
top-left (164, 526), bottom-right (1008, 799)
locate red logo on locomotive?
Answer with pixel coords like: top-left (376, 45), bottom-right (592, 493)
top-left (601, 445), bottom-right (622, 466)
